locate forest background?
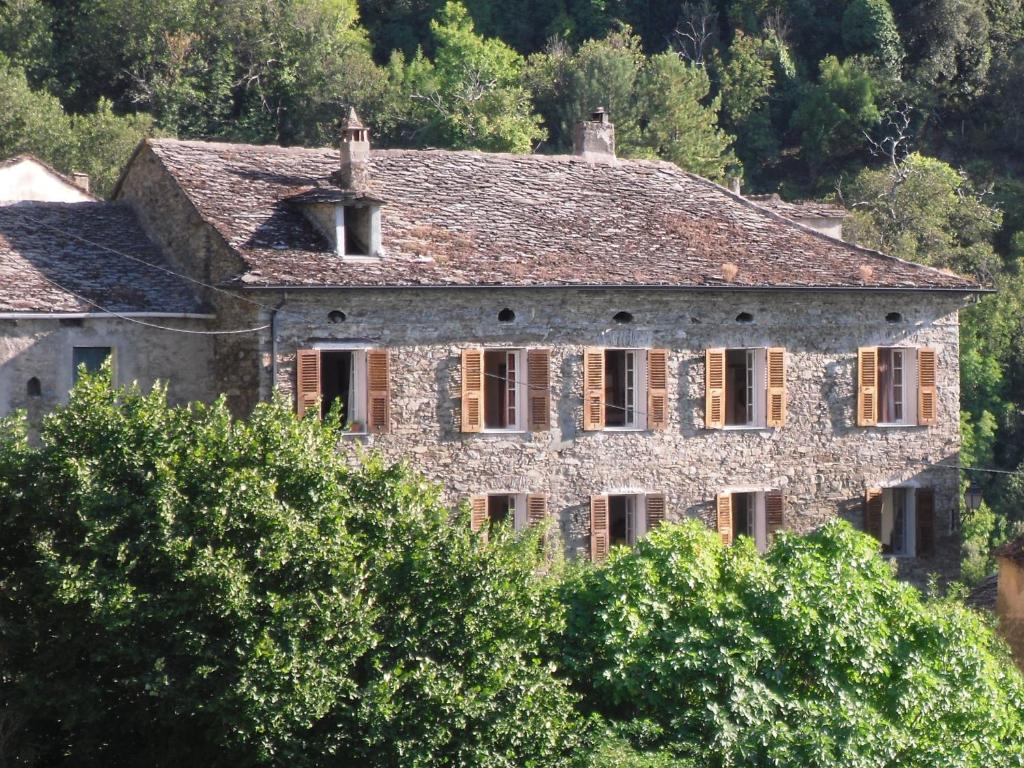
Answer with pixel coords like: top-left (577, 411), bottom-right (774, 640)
top-left (1, 0), bottom-right (1022, 584)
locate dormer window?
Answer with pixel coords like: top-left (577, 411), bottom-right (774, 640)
top-left (336, 201), bottom-right (381, 260)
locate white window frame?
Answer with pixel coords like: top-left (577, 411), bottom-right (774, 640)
top-left (482, 348), bottom-right (527, 433)
top-left (604, 349), bottom-right (648, 432)
top-left (485, 492), bottom-right (528, 532)
top-left (723, 347), bottom-right (767, 430)
top-left (880, 486), bottom-right (917, 557)
top-left (876, 347), bottom-right (918, 427)
top-left (312, 343), bottom-right (369, 434)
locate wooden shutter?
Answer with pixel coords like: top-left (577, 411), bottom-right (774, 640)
top-left (646, 493), bottom-right (666, 531)
top-left (647, 349), bottom-right (669, 430)
top-left (917, 347), bottom-right (937, 426)
top-left (705, 349), bottom-right (726, 429)
top-left (765, 490), bottom-right (784, 540)
top-left (865, 488), bottom-right (883, 541)
top-left (766, 348), bottom-right (787, 428)
top-left (716, 493), bottom-right (733, 546)
top-left (295, 349), bottom-right (321, 416)
top-left (916, 488), bottom-right (935, 558)
top-left (527, 494), bottom-right (548, 527)
top-left (590, 495), bottom-right (609, 562)
top-left (527, 349), bottom-right (551, 431)
top-left (469, 495), bottom-right (488, 533)
top-left (366, 349), bottom-right (390, 434)
top-left (857, 347), bottom-right (878, 426)
top-left (461, 348), bottom-right (485, 432)
top-left (583, 348), bottom-right (605, 431)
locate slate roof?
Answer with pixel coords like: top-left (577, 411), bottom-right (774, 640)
top-left (0, 201), bottom-right (205, 314)
top-left (995, 536), bottom-right (1024, 564)
top-left (138, 138), bottom-right (979, 291)
top-left (966, 574), bottom-right (998, 611)
top-left (747, 193), bottom-right (848, 220)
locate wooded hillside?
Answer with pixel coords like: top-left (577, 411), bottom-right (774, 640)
top-left (1, 0), bottom-right (1022, 579)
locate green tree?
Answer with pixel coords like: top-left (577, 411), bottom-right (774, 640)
top-left (390, 1), bottom-right (544, 152)
top-left (0, 373), bottom-right (581, 766)
top-left (789, 55), bottom-right (882, 178)
top-left (841, 0), bottom-right (905, 73)
top-left (843, 152), bottom-right (1002, 278)
top-left (559, 519), bottom-right (1024, 766)
top-left (0, 55), bottom-right (72, 165)
top-left (719, 31), bottom-right (779, 184)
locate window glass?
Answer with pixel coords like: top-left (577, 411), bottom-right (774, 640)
top-left (605, 350), bottom-right (645, 428)
top-left (320, 350), bottom-right (366, 431)
top-left (881, 487), bottom-right (912, 555)
top-left (72, 346), bottom-right (111, 384)
top-left (877, 348), bottom-right (916, 424)
top-left (483, 349), bottom-right (523, 430)
top-left (725, 349), bottom-right (765, 427)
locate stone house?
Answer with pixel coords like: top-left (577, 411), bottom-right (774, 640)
top-left (0, 111), bottom-right (984, 582)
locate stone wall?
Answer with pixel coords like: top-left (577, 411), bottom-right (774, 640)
top-left (0, 316), bottom-right (216, 421)
top-left (255, 286), bottom-right (966, 584)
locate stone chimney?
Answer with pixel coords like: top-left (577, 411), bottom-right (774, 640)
top-left (338, 107), bottom-right (370, 192)
top-left (573, 107), bottom-right (615, 161)
top-left (71, 171), bottom-right (90, 194)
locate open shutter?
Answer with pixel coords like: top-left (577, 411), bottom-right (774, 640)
top-left (916, 488), bottom-right (935, 558)
top-left (705, 349), bottom-right (726, 429)
top-left (766, 348), bottom-right (787, 428)
top-left (917, 347), bottom-right (937, 426)
top-left (865, 488), bottom-right (883, 541)
top-left (646, 493), bottom-right (666, 531)
top-left (527, 494), bottom-right (548, 527)
top-left (527, 349), bottom-right (551, 431)
top-left (469, 495), bottom-right (488, 533)
top-left (296, 349), bottom-right (321, 416)
top-left (366, 349), bottom-right (390, 434)
top-left (461, 348), bottom-right (485, 433)
top-left (590, 495), bottom-right (609, 562)
top-left (647, 349), bottom-right (669, 430)
top-left (716, 493), bottom-right (733, 546)
top-left (765, 490), bottom-right (784, 540)
top-left (583, 348), bottom-right (605, 431)
top-left (857, 347), bottom-right (878, 426)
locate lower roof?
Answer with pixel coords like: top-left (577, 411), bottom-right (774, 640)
top-left (0, 201), bottom-right (205, 314)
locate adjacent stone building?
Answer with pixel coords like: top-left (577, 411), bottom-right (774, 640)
top-left (0, 110), bottom-right (985, 583)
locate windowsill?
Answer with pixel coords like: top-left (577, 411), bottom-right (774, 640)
top-left (603, 426), bottom-right (646, 433)
top-left (721, 424), bottom-right (770, 431)
top-left (341, 430), bottom-right (368, 437)
top-left (481, 427), bottom-right (526, 435)
top-left (339, 254), bottom-right (382, 262)
top-left (875, 422), bottom-right (916, 428)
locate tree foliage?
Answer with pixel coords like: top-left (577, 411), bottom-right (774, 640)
top-left (560, 520), bottom-right (1024, 766)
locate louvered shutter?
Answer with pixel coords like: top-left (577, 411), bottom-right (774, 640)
top-left (917, 348), bottom-right (937, 426)
top-left (765, 490), bottom-right (784, 540)
top-left (366, 349), bottom-right (390, 433)
top-left (646, 493), bottom-right (666, 531)
top-left (527, 494), bottom-right (548, 527)
top-left (647, 349), bottom-right (669, 430)
top-left (296, 349), bottom-right (321, 416)
top-left (916, 488), bottom-right (935, 558)
top-left (590, 495), bottom-right (609, 562)
top-left (469, 495), bottom-right (488, 533)
top-left (705, 349), bottom-right (726, 429)
top-left (766, 348), bottom-right (787, 428)
top-left (857, 347), bottom-right (878, 426)
top-left (461, 348), bottom-right (485, 432)
top-left (865, 488), bottom-right (883, 541)
top-left (527, 349), bottom-right (551, 431)
top-left (583, 348), bottom-right (605, 431)
top-left (716, 493), bottom-right (733, 546)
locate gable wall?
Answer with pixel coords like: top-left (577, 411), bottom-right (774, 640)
top-left (0, 159), bottom-right (92, 203)
top-left (258, 286), bottom-right (966, 585)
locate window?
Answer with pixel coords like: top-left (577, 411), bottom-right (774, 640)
top-left (590, 493), bottom-right (665, 561)
top-left (604, 350), bottom-right (645, 429)
top-left (715, 490), bottom-right (783, 553)
top-left (583, 348), bottom-right (668, 431)
top-left (469, 493), bottom-right (547, 535)
top-left (295, 347), bottom-right (390, 433)
top-left (865, 486), bottom-right (936, 558)
top-left (72, 346), bottom-right (112, 384)
top-left (320, 349), bottom-right (367, 430)
top-left (483, 349), bottom-right (525, 431)
top-left (858, 347), bottom-right (936, 427)
top-left (461, 348), bottom-right (551, 433)
top-left (706, 348), bottom-right (786, 429)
